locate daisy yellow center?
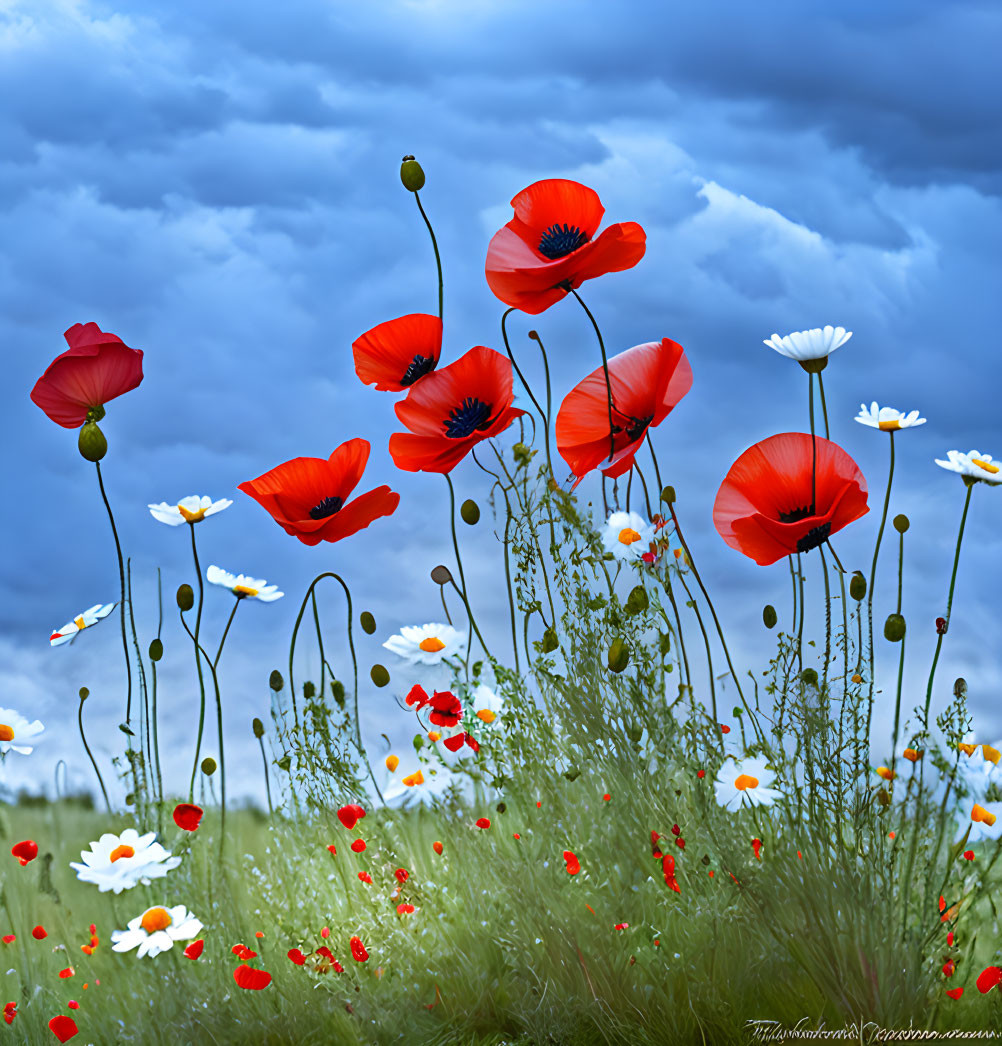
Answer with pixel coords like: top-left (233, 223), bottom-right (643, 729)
top-left (402, 770), bottom-right (424, 787)
top-left (74, 615), bottom-right (87, 629)
top-left (178, 504), bottom-right (207, 523)
top-left (385, 754), bottom-right (399, 772)
top-left (419, 637), bottom-right (446, 652)
top-left (476, 709), bottom-right (496, 724)
top-left (109, 844), bottom-right (135, 862)
top-left (0, 724), bottom-right (13, 742)
top-left (141, 907), bottom-right (172, 933)
top-left (958, 743), bottom-right (977, 756)
top-left (878, 418), bottom-right (902, 431)
top-left (972, 804), bottom-right (997, 827)
top-left (984, 744), bottom-right (1001, 765)
top-left (734, 774), bottom-right (759, 791)
top-left (618, 528), bottom-right (641, 546)
top-left (233, 585), bottom-right (259, 597)
top-left (972, 458), bottom-right (1000, 474)
top-left (427, 731), bottom-right (441, 742)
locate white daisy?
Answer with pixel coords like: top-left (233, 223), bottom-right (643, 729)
top-left (763, 326), bottom-right (852, 366)
top-left (965, 801), bottom-right (1002, 844)
top-left (49, 602), bottom-right (115, 646)
top-left (935, 450), bottom-right (1002, 487)
top-left (471, 684), bottom-right (503, 726)
top-left (854, 402), bottom-right (926, 432)
top-left (206, 565), bottom-right (283, 602)
top-left (602, 511), bottom-right (654, 562)
top-left (70, 829), bottom-right (182, 893)
top-left (714, 756), bottom-right (783, 809)
top-left (148, 495), bottom-right (233, 526)
top-left (0, 708), bottom-right (44, 756)
top-left (383, 623), bottom-right (467, 665)
top-left (110, 904), bottom-right (202, 958)
top-left (382, 763), bottom-right (458, 807)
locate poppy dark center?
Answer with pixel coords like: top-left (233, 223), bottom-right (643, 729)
top-left (796, 522), bottom-right (832, 553)
top-left (537, 223), bottom-right (590, 260)
top-left (611, 412), bottom-right (654, 444)
top-left (778, 505), bottom-right (813, 524)
top-left (400, 354), bottom-right (436, 387)
top-left (444, 397), bottom-right (493, 439)
top-left (309, 495), bottom-right (344, 520)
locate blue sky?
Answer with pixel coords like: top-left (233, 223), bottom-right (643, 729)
top-left (2, 0), bottom-right (1001, 804)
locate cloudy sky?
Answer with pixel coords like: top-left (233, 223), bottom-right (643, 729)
top-left (2, 0), bottom-right (1000, 806)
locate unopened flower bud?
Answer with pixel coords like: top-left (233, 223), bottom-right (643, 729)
top-left (399, 155), bottom-right (425, 192)
top-left (413, 733), bottom-right (424, 752)
top-left (540, 627), bottom-right (559, 653)
top-left (849, 572), bottom-right (867, 601)
top-left (608, 637), bottom-right (630, 673)
top-left (360, 611), bottom-right (376, 635)
top-left (176, 584), bottom-right (194, 612)
top-left (331, 680), bottom-right (345, 707)
top-left (762, 604), bottom-right (778, 629)
top-left (303, 680), bottom-right (315, 699)
top-left (148, 638), bottom-right (163, 662)
top-left (460, 499), bottom-right (480, 525)
top-left (801, 668), bottom-right (819, 687)
top-left (430, 565), bottom-right (453, 586)
top-left (269, 669), bottom-right (284, 692)
top-left (252, 717), bottom-right (265, 739)
top-left (892, 513), bottom-right (910, 533)
top-left (370, 664), bottom-right (390, 688)
top-left (660, 486), bottom-right (676, 505)
top-left (78, 421), bottom-right (107, 462)
top-left (512, 442), bottom-right (532, 466)
top-left (884, 613), bottom-right (906, 642)
top-left (201, 757), bottom-right (217, 776)
top-left (78, 687), bottom-right (90, 701)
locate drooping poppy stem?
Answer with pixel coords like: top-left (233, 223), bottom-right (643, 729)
top-left (311, 590), bottom-right (326, 701)
top-left (214, 597), bottom-right (241, 670)
top-left (866, 430), bottom-right (895, 726)
top-left (569, 289), bottom-right (617, 464)
top-left (78, 694), bottom-right (111, 815)
top-left (289, 572), bottom-right (384, 803)
top-left (413, 190), bottom-right (443, 323)
top-left (187, 522), bottom-right (209, 802)
top-left (258, 733), bottom-right (273, 816)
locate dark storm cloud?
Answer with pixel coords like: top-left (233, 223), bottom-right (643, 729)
top-left (1, 0), bottom-right (1000, 803)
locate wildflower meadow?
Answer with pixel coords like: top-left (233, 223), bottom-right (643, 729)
top-left (4, 159), bottom-right (1002, 1045)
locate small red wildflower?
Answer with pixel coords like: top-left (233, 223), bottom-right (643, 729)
top-left (233, 964), bottom-right (272, 991)
top-left (963, 850), bottom-right (975, 861)
top-left (563, 850), bottom-right (581, 875)
top-left (350, 839), bottom-right (366, 853)
top-left (67, 1002), bottom-right (79, 1011)
top-left (183, 940), bottom-right (204, 960)
top-left (48, 1015), bottom-right (79, 1042)
top-left (536, 801), bottom-right (542, 808)
top-left (321, 927), bottom-right (331, 938)
top-left (1, 936), bottom-right (15, 945)
top-left (3, 1002), bottom-right (15, 1026)
top-left (752, 838), bottom-right (762, 860)
top-left (614, 923), bottom-right (629, 931)
top-left (433, 841), bottom-right (443, 855)
top-left (676, 838), bottom-right (685, 850)
top-left (943, 959), bottom-right (955, 978)
top-left (397, 903), bottom-right (415, 915)
top-left (172, 803), bottom-right (204, 831)
top-left (255, 931), bottom-right (265, 938)
top-left (11, 840), bottom-right (38, 865)
top-left (327, 844), bottom-right (337, 855)
top-left (337, 804), bottom-right (367, 830)
top-left (720, 725), bottom-right (731, 734)
top-left (602, 794), bottom-right (611, 802)
top-left (288, 948), bottom-right (307, 966)
top-left (350, 936), bottom-right (369, 962)
top-left (428, 690), bottom-right (463, 728)
top-left (947, 932), bottom-right (955, 947)
top-left (946, 987), bottom-right (964, 1000)
top-left (977, 966), bottom-right (1002, 994)
top-left (662, 854), bottom-right (681, 893)
top-left (696, 770), bottom-right (705, 779)
top-left (442, 730), bottom-right (480, 753)
top-left (58, 967), bottom-right (74, 979)
top-left (232, 944), bottom-right (257, 960)
top-left (671, 824), bottom-right (680, 836)
top-left (395, 868), bottom-right (409, 883)
top-left (476, 817), bottom-right (491, 830)
top-left (513, 833), bottom-right (521, 840)
top-left (357, 872), bottom-right (373, 884)
top-left (32, 925), bottom-right (48, 940)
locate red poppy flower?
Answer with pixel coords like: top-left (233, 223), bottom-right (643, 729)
top-left (287, 948), bottom-right (307, 966)
top-left (11, 840), bottom-right (38, 865)
top-left (352, 314), bottom-right (442, 392)
top-left (388, 346), bottom-right (525, 474)
top-left (662, 854), bottom-right (681, 893)
top-left (48, 1015), bottom-right (79, 1042)
top-left (563, 850), bottom-right (580, 876)
top-left (432, 841), bottom-right (443, 855)
top-left (350, 839), bottom-right (366, 853)
top-left (233, 964), bottom-right (272, 990)
top-left (232, 944), bottom-right (257, 960)
top-left (977, 966), bottom-right (1002, 993)
top-left (442, 730), bottom-right (479, 753)
top-left (183, 939), bottom-right (204, 960)
top-left (945, 987), bottom-right (964, 1000)
top-left (397, 903), bottom-right (415, 915)
top-left (172, 803), bottom-right (203, 831)
top-left (349, 936), bottom-right (369, 962)
top-left (428, 691), bottom-right (462, 728)
top-left (239, 438), bottom-right (400, 546)
top-left (337, 804), bottom-right (366, 830)
top-left (31, 322), bottom-right (144, 429)
top-left (476, 817), bottom-right (491, 830)
top-left (751, 838), bottom-right (762, 861)
top-left (32, 926), bottom-right (47, 940)
top-left (395, 868), bottom-right (409, 883)
top-left (555, 338), bottom-right (692, 486)
top-left (713, 433), bottom-right (869, 566)
top-left (485, 179), bottom-right (646, 314)
top-left (357, 871), bottom-right (373, 883)
top-left (1, 936), bottom-right (14, 945)
top-left (3, 1002), bottom-right (15, 1025)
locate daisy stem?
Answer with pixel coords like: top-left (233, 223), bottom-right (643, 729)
top-left (213, 597), bottom-right (241, 670)
top-left (413, 190), bottom-right (443, 323)
top-left (569, 289), bottom-right (617, 465)
top-left (187, 522), bottom-right (209, 802)
top-left (890, 526), bottom-right (907, 763)
top-left (258, 734), bottom-right (273, 816)
top-left (826, 541), bottom-right (850, 809)
top-left (817, 372), bottom-right (831, 440)
top-left (808, 372), bottom-right (817, 514)
top-left (78, 694), bottom-right (111, 814)
top-left (866, 430), bottom-right (895, 729)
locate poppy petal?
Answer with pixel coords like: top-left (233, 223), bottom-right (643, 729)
top-left (353, 314), bottom-right (442, 392)
top-left (233, 964), bottom-right (272, 990)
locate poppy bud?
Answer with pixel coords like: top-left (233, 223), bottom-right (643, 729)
top-left (331, 680), bottom-right (345, 707)
top-left (399, 155), bottom-right (425, 192)
top-left (370, 664), bottom-right (390, 688)
top-left (884, 613), bottom-right (906, 642)
top-left (892, 513), bottom-right (910, 533)
top-left (625, 721), bottom-right (643, 743)
top-left (148, 638), bottom-right (163, 662)
top-left (303, 680), bottom-right (316, 699)
top-left (849, 572), bottom-right (867, 601)
top-left (78, 687), bottom-right (89, 701)
top-left (936, 617), bottom-right (948, 635)
top-left (625, 585), bottom-right (649, 616)
top-left (201, 757), bottom-right (217, 776)
top-left (460, 499), bottom-right (480, 525)
top-left (176, 584), bottom-right (194, 612)
top-left (269, 669), bottom-right (284, 692)
top-left (77, 421), bottom-right (107, 462)
top-left (801, 668), bottom-right (818, 687)
top-left (660, 486), bottom-right (676, 505)
top-left (360, 611), bottom-right (376, 635)
top-left (413, 733), bottom-right (424, 751)
top-left (430, 565), bottom-right (453, 585)
top-left (762, 604), bottom-right (777, 629)
top-left (252, 717), bottom-right (265, 739)
top-left (954, 678), bottom-right (967, 699)
top-left (608, 637), bottom-right (630, 673)
top-left (125, 792), bottom-right (135, 806)
top-left (540, 627), bottom-right (559, 653)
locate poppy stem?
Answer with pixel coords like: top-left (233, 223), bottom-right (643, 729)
top-left (151, 568), bottom-right (164, 827)
top-left (889, 524), bottom-right (907, 766)
top-left (808, 372), bottom-right (817, 514)
top-left (569, 289), bottom-right (617, 465)
top-left (528, 328), bottom-right (556, 482)
top-left (632, 462), bottom-right (654, 521)
top-left (187, 522), bottom-right (209, 802)
top-left (817, 372), bottom-right (831, 440)
top-left (258, 733), bottom-right (273, 816)
top-left (412, 190), bottom-right (443, 323)
top-left (126, 557), bottom-right (151, 813)
top-left (818, 544), bottom-right (832, 700)
top-left (796, 552), bottom-right (805, 677)
top-left (500, 309), bottom-right (553, 478)
top-left (311, 590), bottom-right (327, 701)
top-left (78, 694), bottom-right (112, 815)
top-left (214, 597), bottom-right (241, 670)
top-left (678, 571), bottom-right (718, 737)
top-left (444, 472), bottom-right (491, 669)
top-left (866, 430), bottom-right (895, 740)
top-left (645, 433), bottom-right (663, 497)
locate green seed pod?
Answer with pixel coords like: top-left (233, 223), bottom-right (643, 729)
top-left (399, 154), bottom-right (426, 192)
top-left (370, 664), bottom-right (390, 688)
top-left (148, 638), bottom-right (164, 662)
top-left (77, 421), bottom-right (107, 462)
top-left (460, 499), bottom-right (480, 525)
top-left (176, 584), bottom-right (194, 612)
top-left (252, 717), bottom-right (265, 739)
top-left (893, 513), bottom-right (910, 534)
top-left (625, 585), bottom-right (649, 616)
top-left (762, 604), bottom-right (778, 629)
top-left (413, 733), bottom-right (424, 752)
top-left (303, 680), bottom-right (315, 699)
top-left (124, 792), bottom-right (135, 806)
top-left (884, 613), bottom-right (906, 642)
top-left (954, 677), bottom-right (968, 699)
top-left (849, 571), bottom-right (867, 601)
top-left (360, 611), bottom-right (376, 635)
top-left (201, 756), bottom-right (217, 776)
top-left (801, 668), bottom-right (819, 687)
top-left (331, 680), bottom-right (346, 707)
top-left (540, 627), bottom-right (559, 653)
top-left (78, 686), bottom-right (90, 701)
top-left (608, 637), bottom-right (630, 673)
top-left (269, 670), bottom-right (284, 692)
top-left (430, 564), bottom-right (453, 585)
top-left (660, 486), bottom-right (677, 505)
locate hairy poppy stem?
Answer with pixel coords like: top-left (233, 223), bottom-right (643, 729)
top-left (413, 190), bottom-right (443, 323)
top-left (78, 694), bottom-right (111, 814)
top-left (866, 429), bottom-right (895, 729)
top-left (632, 461), bottom-right (653, 520)
top-left (569, 289), bottom-right (617, 465)
top-left (187, 523), bottom-right (209, 802)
